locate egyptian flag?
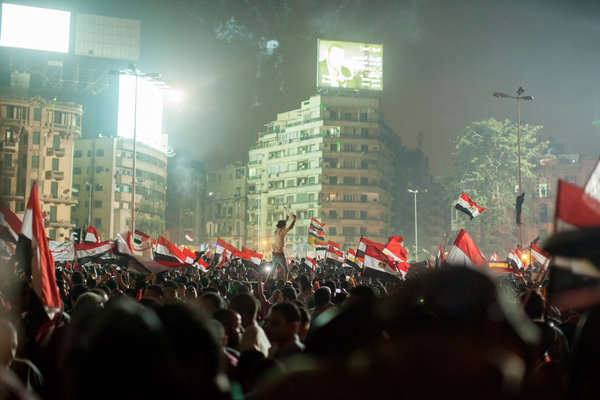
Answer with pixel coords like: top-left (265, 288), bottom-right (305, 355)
top-left (0, 200), bottom-right (21, 243)
top-left (489, 252), bottom-right (499, 262)
top-left (84, 225), bottom-right (101, 243)
top-left (444, 229), bottom-right (488, 269)
top-left (584, 157), bottom-right (600, 202)
top-left (185, 234), bottom-right (194, 242)
top-left (215, 238), bottom-right (238, 260)
top-left (182, 247), bottom-right (196, 264)
top-left (155, 236), bottom-right (187, 263)
top-left (363, 242), bottom-right (404, 280)
top-left (327, 244), bottom-right (344, 264)
top-left (114, 233), bottom-right (189, 274)
top-left (74, 241), bottom-right (114, 264)
top-left (242, 247), bottom-right (263, 266)
top-left (357, 236), bottom-right (386, 258)
top-left (530, 243), bottom-right (550, 269)
top-left (315, 241), bottom-right (328, 252)
top-left (305, 257), bottom-right (317, 271)
top-left (555, 179), bottom-right (600, 231)
top-left (455, 192), bottom-right (485, 219)
top-left (17, 183), bottom-right (61, 313)
top-left (343, 248), bottom-right (361, 272)
top-left (310, 218), bottom-right (325, 230)
top-left (383, 236), bottom-right (407, 263)
top-left (328, 240), bottom-right (341, 250)
top-left (507, 249), bottom-right (523, 270)
top-left (181, 247), bottom-right (208, 272)
top-left (133, 229), bottom-right (150, 244)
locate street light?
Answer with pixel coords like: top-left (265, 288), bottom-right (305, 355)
top-left (493, 87), bottom-right (534, 248)
top-left (85, 182), bottom-right (93, 228)
top-left (407, 188), bottom-right (427, 262)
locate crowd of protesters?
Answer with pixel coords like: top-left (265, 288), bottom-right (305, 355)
top-left (1, 244), bottom-right (600, 399)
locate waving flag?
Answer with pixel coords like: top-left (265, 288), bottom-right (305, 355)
top-left (315, 241), bottom-right (328, 252)
top-left (508, 249), bottom-right (523, 270)
top-left (307, 217), bottom-right (325, 246)
top-left (156, 236), bottom-right (187, 263)
top-left (555, 179), bottom-right (600, 231)
top-left (357, 236), bottom-right (385, 258)
top-left (85, 225), bottom-right (101, 243)
top-left (75, 241), bottom-right (114, 264)
top-left (327, 244), bottom-right (344, 264)
top-left (445, 229), bottom-right (488, 269)
top-left (17, 183), bottom-right (61, 313)
top-left (0, 200), bottom-right (21, 242)
top-left (363, 242), bottom-right (404, 280)
top-left (455, 192), bottom-right (485, 219)
top-left (343, 248), bottom-right (361, 272)
top-left (305, 257), bottom-right (317, 271)
top-left (133, 229), bottom-right (150, 244)
top-left (49, 240), bottom-right (75, 262)
top-left (242, 247), bottom-right (263, 265)
top-left (383, 236), bottom-right (407, 262)
top-left (530, 243), bottom-right (550, 269)
top-left (584, 158), bottom-right (600, 202)
top-left (489, 252), bottom-right (499, 262)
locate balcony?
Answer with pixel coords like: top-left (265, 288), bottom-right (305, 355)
top-left (115, 192), bottom-right (132, 203)
top-left (45, 170), bottom-right (64, 181)
top-left (46, 220), bottom-right (75, 228)
top-left (43, 195), bottom-right (78, 205)
top-left (0, 141), bottom-right (18, 153)
top-left (46, 147), bottom-right (66, 157)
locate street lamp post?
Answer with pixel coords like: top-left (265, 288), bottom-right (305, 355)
top-left (493, 87), bottom-right (534, 249)
top-left (407, 188), bottom-right (427, 262)
top-left (85, 182), bottom-right (93, 228)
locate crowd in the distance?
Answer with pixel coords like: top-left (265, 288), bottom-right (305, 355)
top-left (0, 251), bottom-right (599, 399)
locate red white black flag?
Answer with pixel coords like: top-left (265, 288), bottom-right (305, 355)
top-left (445, 229), bottom-right (488, 269)
top-left (455, 192), bottom-right (485, 219)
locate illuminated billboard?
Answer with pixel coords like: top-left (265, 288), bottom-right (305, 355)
top-left (317, 39), bottom-right (383, 91)
top-left (0, 3), bottom-right (70, 53)
top-left (117, 74), bottom-right (166, 152)
top-left (75, 13), bottom-right (140, 61)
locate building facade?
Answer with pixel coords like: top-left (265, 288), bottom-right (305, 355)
top-left (204, 162), bottom-right (248, 250)
top-left (0, 95), bottom-right (81, 241)
top-left (165, 156), bottom-right (206, 248)
top-left (71, 136), bottom-right (168, 240)
top-left (247, 94), bottom-right (405, 256)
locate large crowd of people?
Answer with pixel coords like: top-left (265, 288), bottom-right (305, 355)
top-left (0, 246), bottom-right (599, 399)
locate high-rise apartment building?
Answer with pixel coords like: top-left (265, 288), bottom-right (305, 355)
top-left (71, 136), bottom-right (168, 240)
top-left (0, 95), bottom-right (81, 241)
top-left (204, 162), bottom-right (248, 249)
top-left (247, 94), bottom-right (404, 255)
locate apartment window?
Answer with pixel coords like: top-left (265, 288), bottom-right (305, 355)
top-left (49, 206), bottom-right (57, 222)
top-left (360, 211), bottom-right (368, 220)
top-left (48, 229), bottom-right (56, 240)
top-left (96, 149), bottom-right (104, 156)
top-left (360, 177), bottom-right (369, 186)
top-left (308, 193), bottom-right (315, 202)
top-left (361, 128), bottom-right (369, 137)
top-left (330, 111), bottom-right (337, 120)
top-left (96, 166), bottom-right (103, 173)
top-left (3, 154), bottom-right (11, 168)
top-left (343, 227), bottom-right (356, 236)
top-left (94, 201), bottom-right (102, 208)
top-left (74, 150), bottom-right (82, 158)
top-left (329, 210), bottom-right (337, 218)
top-left (87, 150), bottom-right (92, 157)
top-left (297, 193), bottom-right (308, 203)
top-left (51, 182), bottom-right (58, 198)
top-left (330, 143), bottom-right (338, 151)
top-left (53, 134), bottom-right (60, 150)
top-left (52, 158), bottom-right (59, 171)
top-left (329, 176), bottom-right (338, 184)
top-left (538, 183), bottom-right (549, 198)
top-left (94, 218), bottom-right (102, 228)
top-left (343, 176), bottom-right (356, 185)
top-left (361, 144), bottom-right (369, 152)
top-left (286, 195), bottom-right (293, 205)
top-left (360, 194), bottom-right (367, 202)
top-left (286, 179), bottom-right (294, 187)
top-left (32, 131), bottom-right (40, 145)
top-left (33, 108), bottom-right (42, 121)
top-left (539, 204), bottom-right (549, 222)
top-left (2, 179), bottom-right (11, 195)
top-left (329, 159), bottom-right (338, 168)
top-left (329, 226), bottom-right (337, 235)
top-left (343, 210), bottom-right (356, 219)
top-left (360, 227), bottom-right (367, 235)
top-left (344, 112), bottom-right (352, 120)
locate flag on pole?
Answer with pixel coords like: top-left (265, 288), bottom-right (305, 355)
top-left (508, 249), bottom-right (523, 270)
top-left (241, 247), bottom-right (263, 265)
top-left (185, 234), bottom-right (194, 242)
top-left (74, 241), bottom-right (114, 264)
top-left (315, 241), bottom-right (328, 252)
top-left (84, 225), bottom-right (101, 243)
top-left (357, 236), bottom-right (386, 258)
top-left (445, 229), bottom-right (488, 269)
top-left (305, 257), bottom-right (317, 271)
top-left (382, 236), bottom-right (407, 263)
top-left (307, 218), bottom-right (325, 246)
top-left (17, 183), bottom-right (61, 313)
top-left (530, 243), bottom-right (550, 269)
top-left (584, 158), bottom-right (600, 202)
top-left (155, 236), bottom-right (188, 264)
top-left (343, 248), bottom-right (361, 272)
top-left (326, 244), bottom-right (344, 264)
top-left (489, 252), bottom-right (499, 262)
top-left (455, 192), bottom-right (485, 219)
top-left (133, 229), bottom-right (150, 244)
top-left (436, 245), bottom-right (446, 267)
top-left (363, 242), bottom-right (404, 280)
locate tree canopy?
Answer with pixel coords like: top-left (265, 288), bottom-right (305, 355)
top-left (437, 118), bottom-right (548, 253)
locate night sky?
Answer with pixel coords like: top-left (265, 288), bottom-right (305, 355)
top-left (20, 0), bottom-right (600, 174)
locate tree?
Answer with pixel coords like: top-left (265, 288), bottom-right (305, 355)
top-left (436, 118), bottom-right (548, 254)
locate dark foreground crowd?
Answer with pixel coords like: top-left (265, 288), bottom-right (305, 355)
top-left (0, 254), bottom-right (599, 400)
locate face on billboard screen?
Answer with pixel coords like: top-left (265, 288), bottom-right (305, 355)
top-left (117, 74), bottom-right (165, 152)
top-left (317, 40), bottom-right (383, 91)
top-left (0, 3), bottom-right (70, 53)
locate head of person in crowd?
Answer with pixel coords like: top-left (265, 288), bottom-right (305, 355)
top-left (70, 284), bottom-right (89, 305)
top-left (293, 301), bottom-right (311, 341)
top-left (0, 320), bottom-right (17, 369)
top-left (73, 292), bottom-right (104, 315)
top-left (264, 303), bottom-right (301, 347)
top-left (229, 293), bottom-right (259, 328)
top-left (314, 287), bottom-right (332, 308)
top-left (163, 281), bottom-right (179, 302)
top-left (276, 220), bottom-right (286, 229)
top-left (90, 288), bottom-right (109, 303)
top-left (278, 286), bottom-right (297, 304)
top-left (214, 309), bottom-right (243, 350)
top-left (198, 292), bottom-right (226, 314)
top-left (184, 285), bottom-right (198, 302)
top-left (143, 284), bottom-right (164, 303)
top-left (176, 283), bottom-right (186, 299)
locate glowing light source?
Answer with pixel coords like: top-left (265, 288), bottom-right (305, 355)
top-left (0, 4), bottom-right (70, 53)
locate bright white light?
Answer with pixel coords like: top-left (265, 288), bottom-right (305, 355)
top-left (0, 4), bottom-right (70, 53)
top-left (168, 90), bottom-right (183, 103)
top-left (117, 74), bottom-right (165, 152)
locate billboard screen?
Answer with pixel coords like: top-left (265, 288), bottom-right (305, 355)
top-left (317, 39), bottom-right (383, 91)
top-left (117, 74), bottom-right (166, 152)
top-left (0, 3), bottom-right (70, 53)
top-left (75, 13), bottom-right (140, 61)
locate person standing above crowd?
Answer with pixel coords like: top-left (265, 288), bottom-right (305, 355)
top-left (272, 215), bottom-right (296, 282)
